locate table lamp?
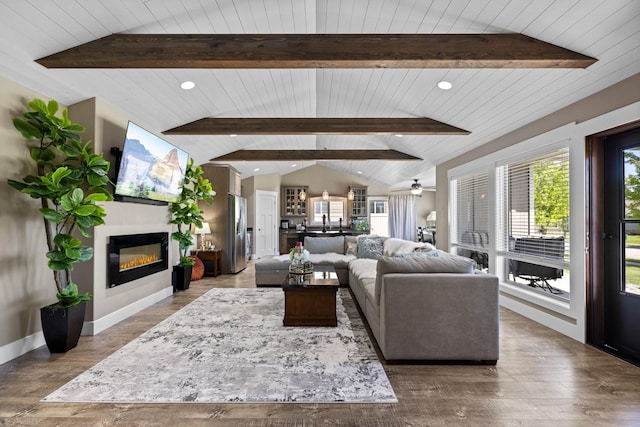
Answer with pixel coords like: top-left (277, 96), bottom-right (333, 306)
top-left (194, 222), bottom-right (211, 250)
top-left (426, 211), bottom-right (436, 228)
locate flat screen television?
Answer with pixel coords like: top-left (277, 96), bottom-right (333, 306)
top-left (114, 121), bottom-right (189, 204)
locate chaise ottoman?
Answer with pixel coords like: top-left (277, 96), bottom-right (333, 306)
top-left (254, 255), bottom-right (290, 286)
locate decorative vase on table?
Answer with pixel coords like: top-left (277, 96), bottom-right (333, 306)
top-left (289, 242), bottom-right (313, 275)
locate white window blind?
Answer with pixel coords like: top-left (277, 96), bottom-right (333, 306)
top-left (450, 172), bottom-right (489, 249)
top-left (497, 148), bottom-right (570, 267)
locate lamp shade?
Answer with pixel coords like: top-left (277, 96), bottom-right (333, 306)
top-left (194, 222), bottom-right (211, 234)
top-left (426, 211), bottom-right (436, 222)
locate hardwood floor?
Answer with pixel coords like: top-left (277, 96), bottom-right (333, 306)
top-left (1, 261), bottom-right (639, 426)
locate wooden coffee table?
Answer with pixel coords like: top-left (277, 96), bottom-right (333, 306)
top-left (282, 266), bottom-right (339, 327)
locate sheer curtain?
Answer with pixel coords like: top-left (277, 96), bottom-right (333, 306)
top-left (388, 195), bottom-right (417, 240)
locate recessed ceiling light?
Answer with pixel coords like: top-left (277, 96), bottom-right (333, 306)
top-left (357, 170), bottom-right (363, 174)
top-left (437, 81), bottom-right (453, 90)
top-left (291, 164), bottom-right (297, 168)
top-left (395, 134), bottom-right (404, 137)
top-left (229, 134), bottom-right (238, 137)
top-left (253, 168), bottom-right (260, 172)
top-left (180, 81), bottom-right (195, 90)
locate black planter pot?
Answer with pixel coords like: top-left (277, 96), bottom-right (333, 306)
top-left (173, 265), bottom-right (193, 291)
top-left (40, 302), bottom-right (86, 353)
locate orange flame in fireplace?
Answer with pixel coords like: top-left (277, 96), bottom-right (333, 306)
top-left (120, 254), bottom-right (160, 271)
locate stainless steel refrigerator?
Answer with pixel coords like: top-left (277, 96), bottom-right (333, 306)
top-left (227, 195), bottom-right (247, 273)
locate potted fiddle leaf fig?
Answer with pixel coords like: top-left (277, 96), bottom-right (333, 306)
top-left (7, 98), bottom-right (112, 353)
top-left (169, 158), bottom-right (215, 290)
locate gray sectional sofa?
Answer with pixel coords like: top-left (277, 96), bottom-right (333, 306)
top-left (255, 235), bottom-right (500, 363)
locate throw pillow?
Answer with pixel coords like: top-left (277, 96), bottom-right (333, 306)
top-left (357, 236), bottom-right (384, 259)
top-left (346, 241), bottom-right (358, 256)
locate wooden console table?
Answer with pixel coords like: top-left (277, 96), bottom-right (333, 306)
top-left (192, 249), bottom-right (222, 277)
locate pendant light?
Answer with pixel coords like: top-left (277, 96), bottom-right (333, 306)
top-left (347, 186), bottom-right (354, 200)
top-left (299, 188), bottom-right (306, 201)
top-left (322, 189), bottom-right (329, 200)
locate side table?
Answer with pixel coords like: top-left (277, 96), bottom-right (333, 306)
top-left (191, 249), bottom-right (222, 277)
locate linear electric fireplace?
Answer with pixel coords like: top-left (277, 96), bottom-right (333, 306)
top-left (108, 232), bottom-right (169, 288)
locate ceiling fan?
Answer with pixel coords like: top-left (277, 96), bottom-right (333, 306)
top-left (391, 179), bottom-right (426, 195)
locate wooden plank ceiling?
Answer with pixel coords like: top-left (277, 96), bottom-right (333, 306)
top-left (163, 117), bottom-right (470, 135)
top-left (37, 33), bottom-right (596, 69)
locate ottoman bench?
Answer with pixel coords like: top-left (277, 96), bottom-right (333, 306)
top-left (255, 255), bottom-right (290, 286)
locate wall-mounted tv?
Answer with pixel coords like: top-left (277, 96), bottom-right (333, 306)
top-left (114, 121), bottom-right (189, 204)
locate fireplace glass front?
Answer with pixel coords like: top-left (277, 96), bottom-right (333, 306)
top-left (108, 232), bottom-right (169, 287)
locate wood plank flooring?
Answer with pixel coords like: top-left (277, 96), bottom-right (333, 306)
top-left (1, 261), bottom-right (639, 426)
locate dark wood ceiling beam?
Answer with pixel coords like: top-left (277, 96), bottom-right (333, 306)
top-left (36, 33), bottom-right (596, 69)
top-left (211, 150), bottom-right (421, 161)
top-left (164, 117), bottom-right (469, 135)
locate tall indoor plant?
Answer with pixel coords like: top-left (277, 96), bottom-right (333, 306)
top-left (169, 158), bottom-right (215, 290)
top-left (7, 98), bottom-right (112, 352)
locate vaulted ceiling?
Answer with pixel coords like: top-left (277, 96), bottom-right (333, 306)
top-left (0, 0), bottom-right (638, 190)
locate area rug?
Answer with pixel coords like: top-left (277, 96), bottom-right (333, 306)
top-left (42, 288), bottom-right (397, 403)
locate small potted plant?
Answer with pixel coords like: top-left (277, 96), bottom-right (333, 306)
top-left (7, 99), bottom-right (112, 353)
top-left (169, 158), bottom-right (215, 290)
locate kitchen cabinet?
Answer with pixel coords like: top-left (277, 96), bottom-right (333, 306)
top-left (350, 186), bottom-right (367, 217)
top-left (282, 186), bottom-right (308, 216)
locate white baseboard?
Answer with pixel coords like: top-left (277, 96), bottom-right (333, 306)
top-left (0, 331), bottom-right (46, 366)
top-left (0, 286), bottom-right (174, 365)
top-left (82, 286), bottom-right (174, 336)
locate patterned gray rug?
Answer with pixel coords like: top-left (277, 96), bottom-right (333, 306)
top-left (42, 288), bottom-right (397, 403)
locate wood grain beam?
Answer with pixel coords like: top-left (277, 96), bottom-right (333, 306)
top-left (36, 33), bottom-right (596, 69)
top-left (211, 150), bottom-right (422, 161)
top-left (164, 117), bottom-right (469, 135)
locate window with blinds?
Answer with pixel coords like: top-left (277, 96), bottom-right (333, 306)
top-left (497, 148), bottom-right (570, 295)
top-left (450, 172), bottom-right (490, 269)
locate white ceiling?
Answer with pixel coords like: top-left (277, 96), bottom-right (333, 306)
top-left (0, 0), bottom-right (638, 190)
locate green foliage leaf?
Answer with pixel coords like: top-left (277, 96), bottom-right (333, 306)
top-left (70, 187), bottom-right (84, 205)
top-left (48, 259), bottom-right (72, 271)
top-left (56, 282), bottom-right (91, 307)
top-left (73, 204), bottom-right (97, 216)
top-left (13, 118), bottom-right (42, 139)
top-left (85, 193), bottom-right (109, 202)
top-left (28, 98), bottom-right (48, 113)
top-left (46, 100), bottom-right (59, 116)
top-left (50, 167), bottom-right (72, 186)
top-left (39, 208), bottom-right (65, 223)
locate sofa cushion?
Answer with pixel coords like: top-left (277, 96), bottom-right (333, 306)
top-left (395, 251), bottom-right (440, 258)
top-left (304, 236), bottom-right (345, 254)
top-left (308, 253), bottom-right (355, 267)
top-left (374, 255), bottom-right (476, 304)
top-left (349, 258), bottom-right (378, 281)
top-left (344, 236), bottom-right (358, 255)
top-left (357, 236), bottom-right (385, 259)
top-left (383, 237), bottom-right (435, 256)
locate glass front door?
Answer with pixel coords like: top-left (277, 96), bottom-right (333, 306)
top-left (602, 129), bottom-right (640, 364)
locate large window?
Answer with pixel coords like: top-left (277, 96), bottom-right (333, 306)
top-left (309, 197), bottom-right (347, 226)
top-left (450, 172), bottom-right (489, 270)
top-left (497, 148), bottom-right (570, 298)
